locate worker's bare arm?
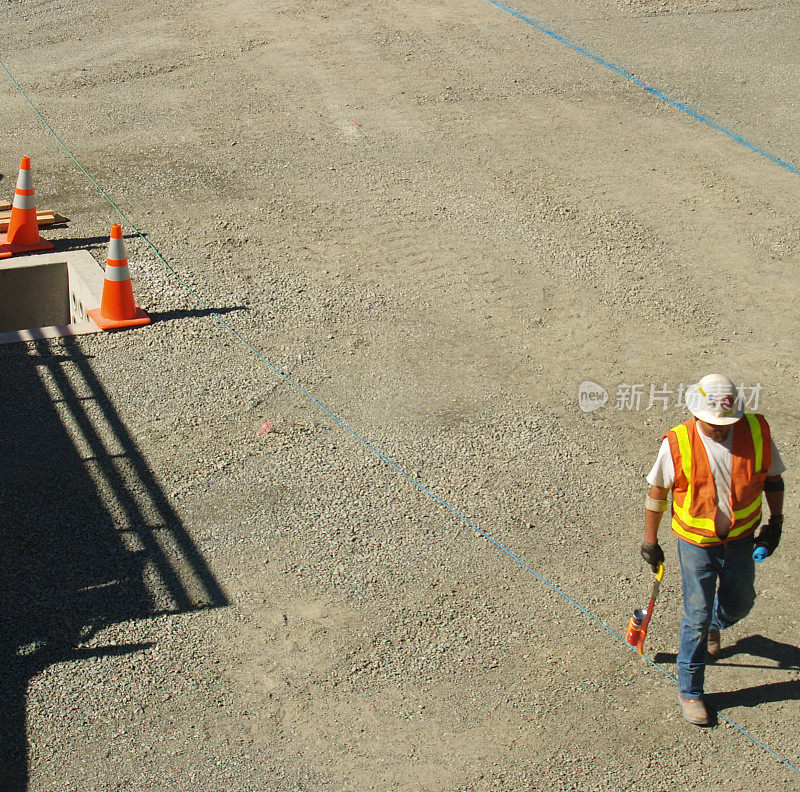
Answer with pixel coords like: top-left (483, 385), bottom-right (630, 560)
top-left (644, 485), bottom-right (670, 544)
top-left (764, 475), bottom-right (784, 517)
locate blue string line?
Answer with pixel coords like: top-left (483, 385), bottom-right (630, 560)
top-left (2, 56), bottom-right (798, 778)
top-left (482, 0), bottom-right (799, 176)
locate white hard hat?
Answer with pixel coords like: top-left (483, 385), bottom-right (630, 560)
top-left (685, 374), bottom-right (743, 426)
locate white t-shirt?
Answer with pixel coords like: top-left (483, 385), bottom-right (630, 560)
top-left (647, 429), bottom-right (785, 536)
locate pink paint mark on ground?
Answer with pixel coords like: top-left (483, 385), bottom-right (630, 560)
top-left (258, 422), bottom-right (273, 436)
top-left (350, 119), bottom-right (362, 128)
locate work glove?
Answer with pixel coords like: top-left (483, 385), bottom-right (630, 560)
top-left (755, 515), bottom-right (783, 558)
top-left (640, 541), bottom-right (664, 573)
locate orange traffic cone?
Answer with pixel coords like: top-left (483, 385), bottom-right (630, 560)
top-left (0, 156), bottom-right (55, 258)
top-left (87, 224), bottom-right (151, 330)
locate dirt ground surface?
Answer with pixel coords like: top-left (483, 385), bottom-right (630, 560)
top-left (1, 0), bottom-right (799, 790)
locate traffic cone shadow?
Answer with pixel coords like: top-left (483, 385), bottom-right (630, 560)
top-left (0, 156), bottom-right (54, 258)
top-left (87, 224), bottom-right (151, 330)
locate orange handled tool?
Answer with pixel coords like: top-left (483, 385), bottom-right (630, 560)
top-left (635, 562), bottom-right (664, 655)
top-left (626, 562), bottom-right (664, 654)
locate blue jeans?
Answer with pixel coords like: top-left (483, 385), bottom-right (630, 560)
top-left (676, 537), bottom-right (756, 698)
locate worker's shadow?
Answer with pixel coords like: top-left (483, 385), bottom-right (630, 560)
top-left (707, 679), bottom-right (800, 711)
top-left (654, 634), bottom-right (800, 671)
top-left (717, 634), bottom-right (800, 669)
top-left (654, 634), bottom-right (800, 711)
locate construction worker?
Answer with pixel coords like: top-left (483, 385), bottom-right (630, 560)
top-left (641, 373), bottom-right (785, 726)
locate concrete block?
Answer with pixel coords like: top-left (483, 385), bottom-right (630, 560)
top-left (0, 250), bottom-right (106, 345)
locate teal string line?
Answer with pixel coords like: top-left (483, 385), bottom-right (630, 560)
top-left (482, 0), bottom-right (799, 176)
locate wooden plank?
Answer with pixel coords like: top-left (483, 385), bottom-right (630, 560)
top-left (0, 210), bottom-right (57, 220)
top-left (0, 209), bottom-right (69, 232)
top-left (0, 211), bottom-right (56, 221)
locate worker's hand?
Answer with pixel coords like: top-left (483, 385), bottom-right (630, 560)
top-left (755, 515), bottom-right (783, 558)
top-left (640, 541), bottom-right (664, 573)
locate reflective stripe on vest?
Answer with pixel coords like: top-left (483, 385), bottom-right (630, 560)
top-left (667, 414), bottom-right (769, 546)
top-left (745, 412), bottom-right (763, 472)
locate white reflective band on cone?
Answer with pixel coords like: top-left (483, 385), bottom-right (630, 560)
top-left (107, 236), bottom-right (126, 261)
top-left (104, 263), bottom-right (131, 282)
top-left (16, 168), bottom-right (33, 191)
top-left (12, 194), bottom-right (36, 210)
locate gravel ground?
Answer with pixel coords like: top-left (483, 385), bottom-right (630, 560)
top-left (1, 0), bottom-right (799, 790)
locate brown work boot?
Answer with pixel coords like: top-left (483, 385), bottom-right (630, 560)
top-left (707, 629), bottom-right (721, 659)
top-left (679, 696), bottom-right (711, 726)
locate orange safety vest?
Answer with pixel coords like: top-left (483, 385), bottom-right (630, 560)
top-left (665, 413), bottom-right (771, 546)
